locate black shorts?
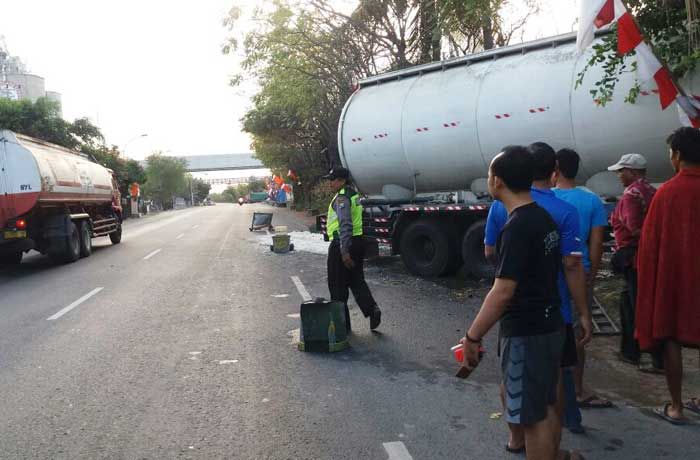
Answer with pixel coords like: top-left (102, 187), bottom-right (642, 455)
top-left (561, 324), bottom-right (578, 368)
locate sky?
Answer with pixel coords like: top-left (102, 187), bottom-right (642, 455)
top-left (0, 0), bottom-right (579, 166)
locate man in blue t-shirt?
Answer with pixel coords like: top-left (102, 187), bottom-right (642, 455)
top-left (484, 143), bottom-right (592, 447)
top-left (554, 148), bottom-right (612, 413)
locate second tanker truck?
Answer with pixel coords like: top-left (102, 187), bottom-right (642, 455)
top-left (325, 31), bottom-right (698, 278)
top-left (0, 130), bottom-right (123, 265)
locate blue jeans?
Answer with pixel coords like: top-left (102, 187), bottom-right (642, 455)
top-left (563, 367), bottom-right (583, 430)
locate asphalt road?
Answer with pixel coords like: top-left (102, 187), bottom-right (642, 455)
top-left (0, 203), bottom-right (697, 459)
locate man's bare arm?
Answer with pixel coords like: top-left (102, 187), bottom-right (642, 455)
top-left (467, 278), bottom-right (516, 340)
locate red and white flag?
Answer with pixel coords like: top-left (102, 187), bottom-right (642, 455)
top-left (577, 0), bottom-right (699, 124)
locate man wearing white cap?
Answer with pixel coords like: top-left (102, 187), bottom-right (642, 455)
top-left (608, 153), bottom-right (663, 371)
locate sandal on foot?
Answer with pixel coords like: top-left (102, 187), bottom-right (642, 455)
top-left (505, 444), bottom-right (525, 454)
top-left (654, 403), bottom-right (688, 425)
top-left (578, 395), bottom-right (613, 409)
top-left (683, 398), bottom-right (700, 415)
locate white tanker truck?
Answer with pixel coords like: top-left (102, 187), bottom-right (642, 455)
top-left (0, 131), bottom-right (123, 265)
top-left (327, 31), bottom-right (698, 278)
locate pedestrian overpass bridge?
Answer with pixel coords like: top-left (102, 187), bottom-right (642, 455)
top-left (179, 154), bottom-right (263, 172)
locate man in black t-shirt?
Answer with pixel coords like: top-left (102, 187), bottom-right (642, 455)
top-left (463, 146), bottom-right (580, 460)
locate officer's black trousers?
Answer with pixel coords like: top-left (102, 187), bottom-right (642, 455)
top-left (327, 237), bottom-right (377, 320)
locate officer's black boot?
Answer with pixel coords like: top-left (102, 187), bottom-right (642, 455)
top-left (370, 306), bottom-right (381, 330)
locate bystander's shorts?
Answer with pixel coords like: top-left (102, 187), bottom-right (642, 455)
top-left (561, 324), bottom-right (579, 368)
top-left (501, 329), bottom-right (564, 426)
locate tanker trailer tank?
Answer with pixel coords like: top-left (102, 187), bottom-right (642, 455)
top-left (335, 31), bottom-right (699, 278)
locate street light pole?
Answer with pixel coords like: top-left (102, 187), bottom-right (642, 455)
top-left (122, 133), bottom-right (149, 158)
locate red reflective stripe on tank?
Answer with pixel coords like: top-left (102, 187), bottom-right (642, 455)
top-left (56, 181), bottom-right (82, 187)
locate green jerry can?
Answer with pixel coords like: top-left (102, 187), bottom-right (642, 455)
top-left (298, 299), bottom-right (348, 352)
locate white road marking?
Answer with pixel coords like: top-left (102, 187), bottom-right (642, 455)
top-left (189, 351), bottom-right (202, 355)
top-left (123, 209), bottom-right (203, 241)
top-left (383, 442), bottom-right (413, 460)
top-left (271, 294), bottom-right (289, 298)
top-left (216, 223), bottom-right (235, 258)
top-left (290, 276), bottom-right (312, 302)
top-left (219, 360), bottom-right (239, 364)
top-left (176, 233), bottom-right (185, 240)
top-left (286, 313), bottom-right (300, 319)
top-left (192, 224), bottom-right (200, 229)
top-left (143, 248), bottom-right (162, 260)
top-left (47, 287), bottom-right (104, 321)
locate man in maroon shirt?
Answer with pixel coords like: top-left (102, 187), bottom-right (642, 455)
top-left (608, 154), bottom-right (663, 370)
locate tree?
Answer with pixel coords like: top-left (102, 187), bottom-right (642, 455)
top-left (0, 97), bottom-right (146, 195)
top-left (0, 97), bottom-right (84, 148)
top-left (191, 177), bottom-right (212, 202)
top-left (224, 0), bottom-right (538, 210)
top-left (577, 1), bottom-right (700, 106)
top-left (142, 154), bottom-right (188, 209)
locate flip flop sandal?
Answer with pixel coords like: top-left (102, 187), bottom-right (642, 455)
top-left (578, 395), bottom-right (613, 409)
top-left (683, 398), bottom-right (700, 415)
top-left (654, 403), bottom-right (689, 425)
top-left (505, 444), bottom-right (525, 454)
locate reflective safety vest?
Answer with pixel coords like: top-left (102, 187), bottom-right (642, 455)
top-left (326, 187), bottom-right (363, 240)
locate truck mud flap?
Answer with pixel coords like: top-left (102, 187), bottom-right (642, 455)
top-left (42, 214), bottom-right (72, 239)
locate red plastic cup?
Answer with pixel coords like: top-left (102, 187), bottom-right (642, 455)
top-left (452, 343), bottom-right (485, 363)
top-left (451, 344), bottom-right (464, 363)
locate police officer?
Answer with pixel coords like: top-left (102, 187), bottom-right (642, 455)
top-left (324, 167), bottom-right (381, 331)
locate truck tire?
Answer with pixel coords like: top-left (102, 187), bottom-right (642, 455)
top-left (399, 220), bottom-right (451, 277)
top-left (109, 223), bottom-right (122, 245)
top-left (49, 221), bottom-right (80, 264)
top-left (462, 220), bottom-right (494, 280)
top-left (0, 251), bottom-right (23, 265)
top-left (79, 221), bottom-right (92, 257)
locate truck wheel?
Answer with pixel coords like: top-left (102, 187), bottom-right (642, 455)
top-left (50, 221), bottom-right (80, 264)
top-left (109, 223), bottom-right (122, 245)
top-left (462, 220), bottom-right (494, 280)
top-left (79, 221), bottom-right (92, 257)
top-left (0, 251), bottom-right (23, 265)
top-left (399, 220), bottom-right (451, 277)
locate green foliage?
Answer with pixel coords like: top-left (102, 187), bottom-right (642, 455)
top-left (0, 97), bottom-right (88, 148)
top-left (225, 1), bottom-right (536, 201)
top-left (142, 154), bottom-right (188, 209)
top-left (0, 97), bottom-right (145, 195)
top-left (577, 2), bottom-right (698, 106)
top-left (82, 144), bottom-right (147, 196)
top-left (214, 177), bottom-right (268, 203)
top-left (191, 178), bottom-right (212, 203)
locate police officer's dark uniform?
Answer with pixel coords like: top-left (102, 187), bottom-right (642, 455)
top-left (324, 167), bottom-right (381, 331)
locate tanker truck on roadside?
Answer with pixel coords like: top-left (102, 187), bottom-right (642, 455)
top-left (323, 31), bottom-right (698, 278)
top-left (0, 130), bottom-right (123, 265)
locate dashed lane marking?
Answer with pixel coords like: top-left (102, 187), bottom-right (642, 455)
top-left (192, 224), bottom-right (200, 229)
top-left (383, 442), bottom-right (413, 460)
top-left (216, 222), bottom-right (235, 258)
top-left (290, 276), bottom-right (312, 302)
top-left (176, 233), bottom-right (185, 240)
top-left (47, 287), bottom-right (104, 321)
top-left (143, 249), bottom-right (162, 260)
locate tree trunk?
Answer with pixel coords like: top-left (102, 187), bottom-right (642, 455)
top-left (418, 0), bottom-right (440, 63)
top-left (482, 13), bottom-right (494, 50)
